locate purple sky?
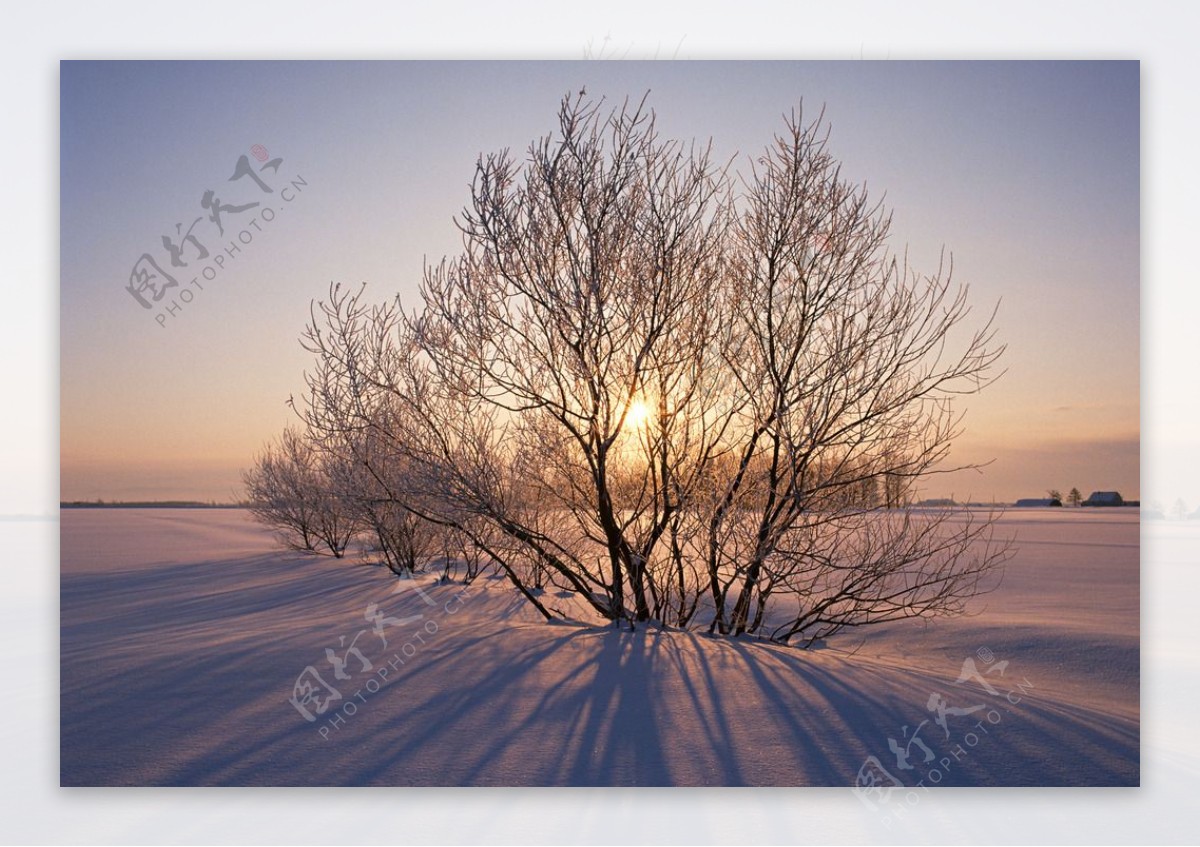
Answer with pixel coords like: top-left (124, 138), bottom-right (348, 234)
top-left (60, 61), bottom-right (1139, 503)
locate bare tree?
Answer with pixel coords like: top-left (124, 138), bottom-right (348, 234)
top-left (286, 93), bottom-right (1009, 644)
top-left (686, 107), bottom-right (1009, 641)
top-left (243, 427), bottom-right (359, 558)
top-left (1068, 487), bottom-right (1083, 507)
top-left (304, 399), bottom-right (440, 575)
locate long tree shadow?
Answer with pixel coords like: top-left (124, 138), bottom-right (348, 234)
top-left (61, 560), bottom-right (1139, 787)
top-left (332, 624), bottom-right (945, 786)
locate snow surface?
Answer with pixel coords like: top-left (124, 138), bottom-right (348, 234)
top-left (60, 508), bottom-right (1138, 787)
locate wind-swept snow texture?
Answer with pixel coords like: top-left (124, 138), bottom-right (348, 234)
top-left (61, 508), bottom-right (1137, 786)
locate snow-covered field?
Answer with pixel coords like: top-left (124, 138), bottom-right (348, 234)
top-left (60, 507), bottom-right (1138, 787)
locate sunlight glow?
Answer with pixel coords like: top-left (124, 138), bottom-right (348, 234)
top-left (625, 398), bottom-right (651, 430)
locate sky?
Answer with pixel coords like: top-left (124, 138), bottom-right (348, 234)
top-left (59, 60), bottom-right (1140, 504)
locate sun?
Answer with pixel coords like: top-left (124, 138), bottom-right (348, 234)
top-left (625, 398), bottom-right (651, 429)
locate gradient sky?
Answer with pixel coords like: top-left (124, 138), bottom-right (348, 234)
top-left (60, 60), bottom-right (1139, 503)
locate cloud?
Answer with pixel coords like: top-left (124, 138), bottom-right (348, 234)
top-left (1051, 403), bottom-right (1109, 414)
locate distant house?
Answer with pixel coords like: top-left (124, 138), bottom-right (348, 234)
top-left (1015, 498), bottom-right (1062, 507)
top-left (1083, 491), bottom-right (1125, 507)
